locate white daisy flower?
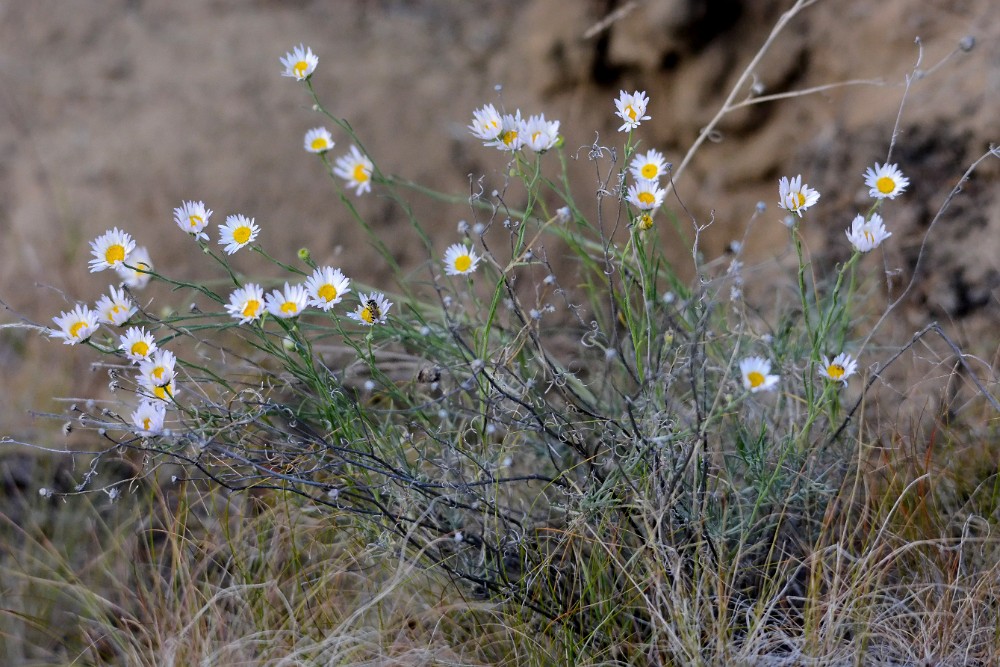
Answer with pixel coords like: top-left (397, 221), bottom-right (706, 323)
top-left (522, 113), bottom-right (560, 152)
top-left (348, 292), bottom-right (392, 326)
top-left (50, 304), bottom-right (100, 345)
top-left (615, 90), bottom-right (651, 132)
top-left (443, 243), bottom-right (482, 276)
top-left (88, 228), bottom-right (136, 273)
top-left (95, 285), bottom-right (137, 326)
top-left (280, 44), bottom-right (318, 80)
top-left (468, 103), bottom-right (504, 143)
top-left (739, 356), bottom-right (779, 393)
top-left (864, 162), bottom-right (909, 200)
top-left (173, 200), bottom-right (213, 240)
top-left (486, 110), bottom-right (524, 152)
top-left (625, 178), bottom-right (665, 211)
top-left (116, 246), bottom-right (153, 289)
top-left (265, 282), bottom-right (309, 319)
top-left (225, 283), bottom-right (265, 324)
top-left (629, 148), bottom-right (669, 182)
top-left (119, 326), bottom-right (158, 363)
top-left (304, 127), bottom-right (334, 154)
top-left (218, 214), bottom-right (260, 255)
top-left (333, 145), bottom-right (374, 196)
top-left (131, 400), bottom-right (166, 436)
top-left (305, 266), bottom-right (351, 310)
top-left (820, 353), bottom-right (858, 385)
top-left (777, 175), bottom-right (820, 217)
top-left (845, 213), bottom-right (891, 253)
top-left (140, 349), bottom-right (177, 389)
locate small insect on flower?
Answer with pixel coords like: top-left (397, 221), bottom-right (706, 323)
top-left (615, 90), bottom-right (651, 132)
top-left (119, 326), bottom-right (158, 363)
top-left (333, 145), bottom-right (374, 196)
top-left (173, 200), bottom-right (213, 240)
top-left (740, 356), bottom-right (780, 393)
top-left (864, 162), bottom-right (909, 200)
top-left (50, 304), bottom-right (100, 345)
top-left (95, 285), bottom-right (137, 326)
top-left (522, 113), bottom-right (560, 152)
top-left (305, 266), bottom-right (351, 310)
top-left (443, 243), bottom-right (482, 276)
top-left (304, 127), bottom-right (334, 154)
top-left (634, 212), bottom-right (655, 231)
top-left (226, 283), bottom-right (265, 324)
top-left (280, 44), bottom-right (318, 80)
top-left (88, 228), bottom-right (136, 273)
top-left (131, 400), bottom-right (166, 436)
top-left (625, 178), bottom-right (665, 211)
top-left (629, 148), bottom-right (669, 182)
top-left (820, 353), bottom-right (858, 385)
top-left (140, 349), bottom-right (177, 389)
top-left (486, 110), bottom-right (525, 152)
top-left (845, 212), bottom-right (892, 253)
top-left (265, 282), bottom-right (309, 319)
top-left (218, 214), bottom-right (260, 255)
top-left (348, 292), bottom-right (392, 326)
top-left (137, 350), bottom-right (179, 402)
top-left (777, 175), bottom-right (820, 217)
top-left (115, 246), bottom-right (153, 289)
top-left (468, 103), bottom-right (504, 143)
top-left (139, 375), bottom-right (179, 403)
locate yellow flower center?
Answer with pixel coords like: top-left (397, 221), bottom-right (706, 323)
top-left (142, 417), bottom-right (152, 431)
top-left (280, 301), bottom-right (299, 315)
top-left (795, 192), bottom-right (806, 208)
top-left (531, 131), bottom-right (542, 144)
top-left (502, 130), bottom-right (518, 146)
top-left (152, 367), bottom-right (165, 382)
top-left (352, 163), bottom-right (370, 183)
top-left (111, 304), bottom-right (124, 316)
top-left (131, 341), bottom-right (149, 357)
top-left (641, 164), bottom-right (658, 179)
top-left (317, 284), bottom-right (338, 302)
top-left (233, 226), bottom-right (252, 244)
top-left (153, 384), bottom-right (171, 400)
top-left (360, 302), bottom-right (382, 323)
top-left (243, 299), bottom-right (260, 318)
top-left (863, 229), bottom-right (875, 244)
top-left (625, 104), bottom-right (637, 121)
top-left (826, 364), bottom-right (845, 379)
top-left (638, 191), bottom-right (656, 205)
top-left (69, 321), bottom-right (87, 338)
top-left (293, 60), bottom-right (309, 78)
top-left (747, 371), bottom-right (765, 388)
top-left (636, 214), bottom-right (654, 231)
top-left (454, 255), bottom-right (472, 273)
top-left (310, 137), bottom-right (328, 151)
top-left (105, 244), bottom-right (125, 265)
top-left (189, 215), bottom-right (203, 229)
top-left (876, 176), bottom-right (895, 194)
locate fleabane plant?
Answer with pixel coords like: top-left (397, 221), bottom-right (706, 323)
top-left (32, 33), bottom-right (1000, 665)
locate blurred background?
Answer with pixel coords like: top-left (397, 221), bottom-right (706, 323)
top-left (1, 0), bottom-right (997, 446)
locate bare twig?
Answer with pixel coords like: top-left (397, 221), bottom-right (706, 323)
top-left (667, 0), bottom-right (821, 194)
